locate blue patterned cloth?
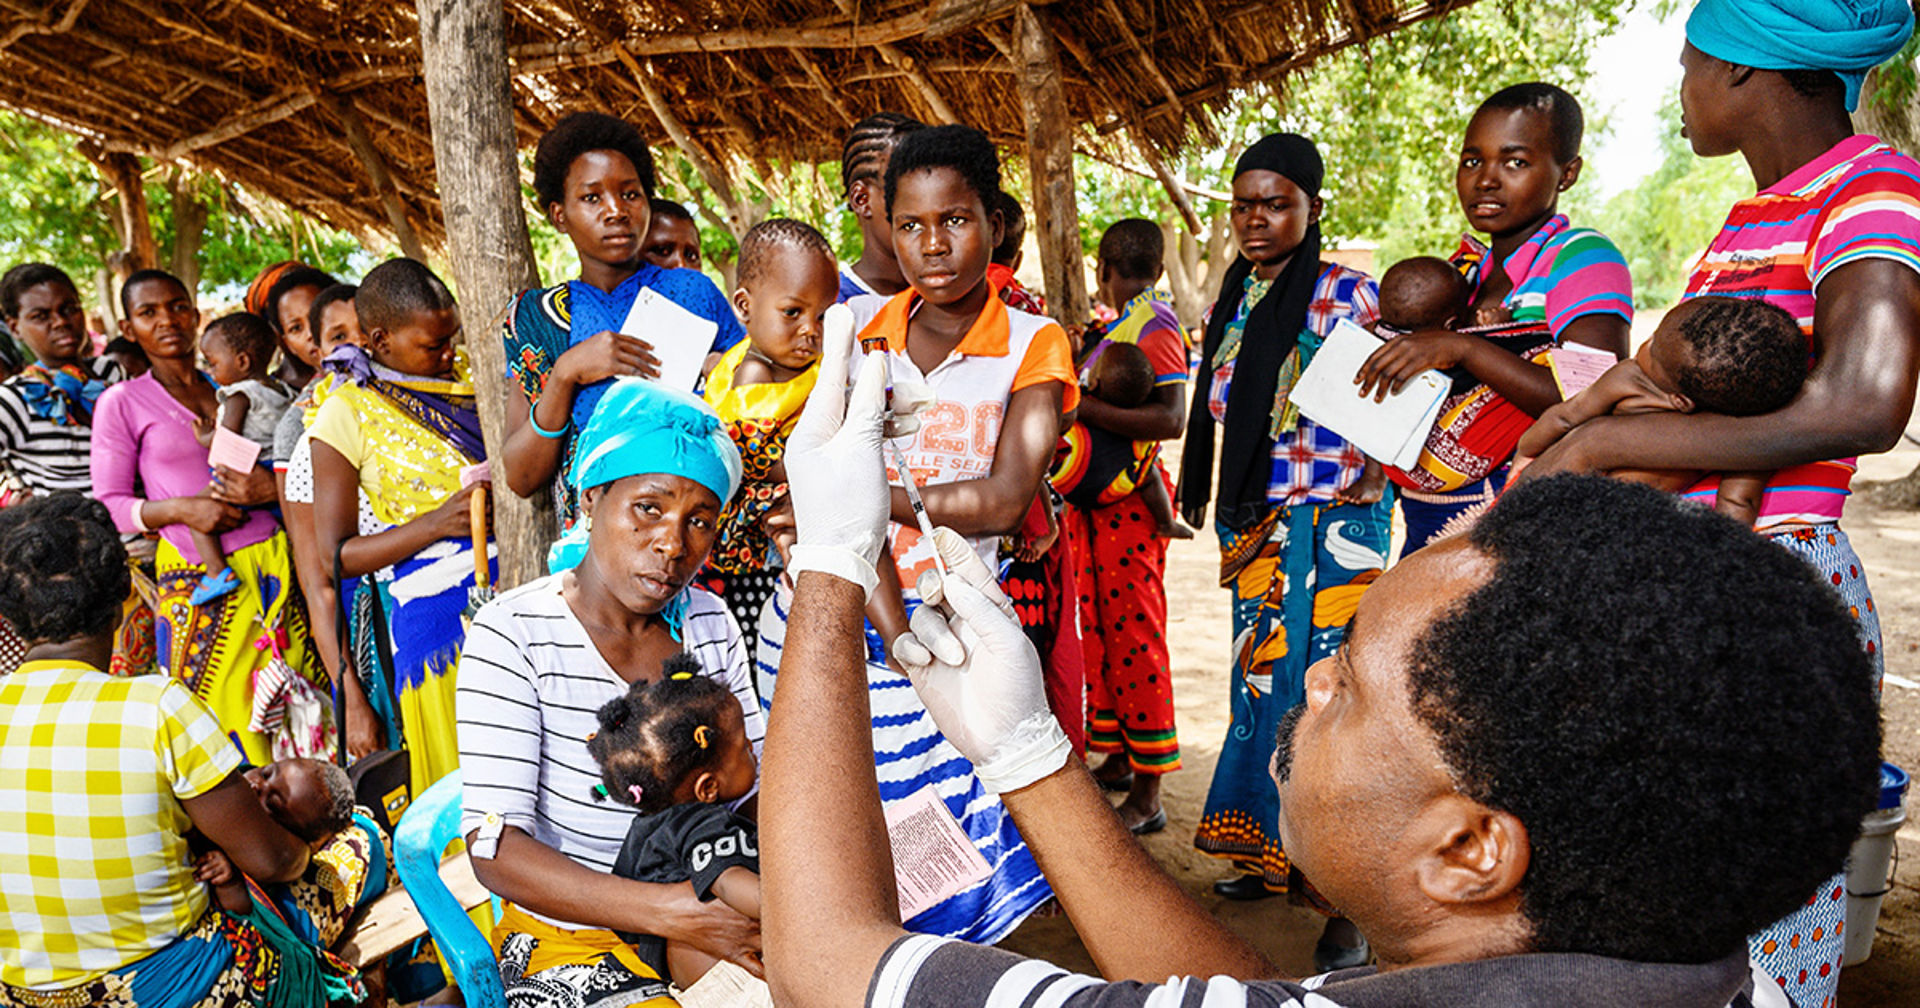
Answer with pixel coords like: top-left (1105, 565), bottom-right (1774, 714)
top-left (565, 265), bottom-right (745, 433)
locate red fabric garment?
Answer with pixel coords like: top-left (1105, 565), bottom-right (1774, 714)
top-left (1072, 477), bottom-right (1178, 774)
top-left (1004, 493), bottom-right (1087, 756)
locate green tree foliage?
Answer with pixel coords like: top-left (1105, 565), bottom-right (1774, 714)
top-left (0, 112), bottom-right (365, 309)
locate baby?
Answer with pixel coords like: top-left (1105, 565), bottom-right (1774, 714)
top-left (191, 312), bottom-right (295, 604)
top-left (191, 757), bottom-right (358, 913)
top-left (591, 658), bottom-right (760, 988)
top-left (1377, 255), bottom-right (1473, 332)
top-left (703, 219), bottom-right (838, 652)
top-left (1050, 342), bottom-right (1187, 537)
top-left (1516, 295), bottom-right (1807, 526)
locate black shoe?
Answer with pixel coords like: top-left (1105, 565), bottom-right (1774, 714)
top-left (1211, 874), bottom-right (1277, 900)
top-left (1312, 934), bottom-right (1371, 974)
top-left (1128, 808), bottom-right (1166, 835)
top-left (1096, 771), bottom-right (1134, 792)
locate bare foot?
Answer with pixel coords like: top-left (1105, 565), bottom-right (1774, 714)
top-left (1157, 519), bottom-right (1195, 540)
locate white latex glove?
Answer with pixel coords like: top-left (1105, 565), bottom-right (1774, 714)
top-left (785, 304), bottom-right (892, 599)
top-left (895, 527), bottom-right (1071, 794)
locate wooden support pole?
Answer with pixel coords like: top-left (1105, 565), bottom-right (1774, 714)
top-left (1012, 4), bottom-right (1086, 327)
top-left (415, 0), bottom-right (551, 588)
top-left (322, 92), bottom-right (429, 261)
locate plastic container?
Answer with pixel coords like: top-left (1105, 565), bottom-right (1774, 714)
top-left (1843, 762), bottom-right (1908, 965)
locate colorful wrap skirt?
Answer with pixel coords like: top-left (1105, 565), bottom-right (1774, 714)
top-left (1193, 498), bottom-right (1391, 896)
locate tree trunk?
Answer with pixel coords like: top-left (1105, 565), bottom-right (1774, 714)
top-left (83, 146), bottom-right (158, 280)
top-left (166, 168), bottom-right (207, 296)
top-left (416, 0), bottom-right (552, 588)
top-left (1013, 4), bottom-right (1088, 328)
top-left (323, 92), bottom-right (430, 262)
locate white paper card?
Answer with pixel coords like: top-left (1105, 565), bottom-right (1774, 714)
top-left (619, 287), bottom-right (718, 393)
top-left (885, 785), bottom-right (991, 922)
top-left (208, 426), bottom-right (263, 472)
top-left (1548, 342), bottom-right (1618, 399)
top-left (1290, 317), bottom-right (1449, 471)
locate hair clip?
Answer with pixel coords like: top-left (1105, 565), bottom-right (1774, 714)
top-left (693, 725), bottom-right (711, 749)
top-left (670, 670), bottom-right (694, 681)
top-left (591, 784), bottom-right (608, 801)
top-left (628, 784), bottom-right (645, 804)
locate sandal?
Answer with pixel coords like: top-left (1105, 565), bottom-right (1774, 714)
top-left (190, 567), bottom-right (240, 606)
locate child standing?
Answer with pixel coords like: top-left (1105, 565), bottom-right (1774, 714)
top-left (190, 313), bottom-right (294, 604)
top-left (701, 219), bottom-right (837, 657)
top-left (590, 665), bottom-right (760, 991)
top-left (837, 113), bottom-right (925, 302)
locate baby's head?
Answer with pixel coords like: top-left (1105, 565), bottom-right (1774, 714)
top-left (1379, 256), bottom-right (1470, 331)
top-left (103, 336), bottom-right (149, 379)
top-left (1088, 341), bottom-right (1155, 409)
top-left (732, 218), bottom-right (838, 377)
top-left (991, 191), bottom-right (1026, 270)
top-left (588, 655), bottom-right (757, 815)
top-left (200, 312), bottom-right (278, 387)
top-left (1642, 296), bottom-right (1806, 416)
top-left (244, 757), bottom-right (355, 845)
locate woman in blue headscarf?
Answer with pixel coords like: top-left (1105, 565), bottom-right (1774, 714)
top-left (455, 379), bottom-right (763, 1007)
top-left (1523, 2), bottom-right (1918, 1003)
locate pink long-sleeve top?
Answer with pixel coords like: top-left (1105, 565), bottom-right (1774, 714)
top-left (90, 373), bottom-right (277, 563)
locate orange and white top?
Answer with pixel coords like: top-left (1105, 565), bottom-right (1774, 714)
top-left (848, 291), bottom-right (1079, 591)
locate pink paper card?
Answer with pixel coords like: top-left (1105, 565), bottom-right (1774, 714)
top-left (460, 462), bottom-right (492, 488)
top-left (208, 427), bottom-right (262, 472)
top-left (1548, 343), bottom-right (1619, 399)
top-left (885, 785), bottom-right (991, 921)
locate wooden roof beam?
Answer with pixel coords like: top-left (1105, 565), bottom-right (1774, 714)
top-left (0, 1), bottom-right (250, 100)
top-left (629, 57), bottom-right (749, 238)
top-left (786, 47), bottom-right (856, 128)
top-left (159, 89), bottom-right (316, 161)
top-left (319, 91), bottom-right (429, 260)
top-left (1093, 0), bottom-right (1187, 125)
top-left (0, 0), bottom-right (88, 50)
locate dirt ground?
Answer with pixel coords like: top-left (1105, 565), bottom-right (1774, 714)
top-left (999, 442), bottom-right (1920, 1004)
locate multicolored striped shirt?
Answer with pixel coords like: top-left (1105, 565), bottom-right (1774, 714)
top-left (1678, 135), bottom-right (1920, 531)
top-left (1207, 264), bottom-right (1380, 505)
top-left (1459, 213), bottom-right (1635, 334)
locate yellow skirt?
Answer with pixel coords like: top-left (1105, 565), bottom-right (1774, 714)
top-left (154, 532), bottom-right (323, 765)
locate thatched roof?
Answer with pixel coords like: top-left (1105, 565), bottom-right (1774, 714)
top-left (0, 0), bottom-right (1473, 246)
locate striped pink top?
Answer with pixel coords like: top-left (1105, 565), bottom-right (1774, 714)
top-left (1679, 135), bottom-right (1920, 531)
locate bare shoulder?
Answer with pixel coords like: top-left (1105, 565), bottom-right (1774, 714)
top-left (732, 355), bottom-right (776, 387)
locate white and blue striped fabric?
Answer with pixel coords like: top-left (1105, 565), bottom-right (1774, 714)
top-left (757, 580), bottom-right (1052, 943)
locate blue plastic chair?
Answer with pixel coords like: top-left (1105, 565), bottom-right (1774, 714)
top-left (393, 770), bottom-right (507, 1008)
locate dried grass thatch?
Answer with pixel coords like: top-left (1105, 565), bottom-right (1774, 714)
top-left (0, 0), bottom-right (1475, 246)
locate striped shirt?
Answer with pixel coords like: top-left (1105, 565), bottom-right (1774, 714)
top-left (0, 356), bottom-right (121, 494)
top-left (1678, 135), bottom-right (1920, 530)
top-left (865, 934), bottom-right (1778, 1008)
top-left (456, 575), bottom-right (763, 929)
top-left (1460, 214), bottom-right (1635, 335)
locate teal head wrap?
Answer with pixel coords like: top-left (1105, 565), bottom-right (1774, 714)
top-left (547, 378), bottom-right (743, 577)
top-left (1686, 0), bottom-right (1915, 112)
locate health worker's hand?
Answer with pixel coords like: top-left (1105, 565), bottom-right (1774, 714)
top-left (784, 304), bottom-right (893, 598)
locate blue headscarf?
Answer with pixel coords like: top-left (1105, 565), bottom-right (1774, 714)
top-left (1686, 0), bottom-right (1915, 111)
top-left (546, 378), bottom-right (742, 587)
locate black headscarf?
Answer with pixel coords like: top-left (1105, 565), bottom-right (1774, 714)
top-left (1180, 133), bottom-right (1326, 532)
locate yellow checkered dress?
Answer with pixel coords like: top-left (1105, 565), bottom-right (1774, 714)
top-left (0, 660), bottom-right (242, 989)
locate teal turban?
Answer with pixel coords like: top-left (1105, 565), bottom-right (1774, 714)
top-left (1686, 0), bottom-right (1915, 111)
top-left (547, 378), bottom-right (743, 574)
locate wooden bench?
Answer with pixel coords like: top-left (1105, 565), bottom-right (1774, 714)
top-left (334, 850), bottom-right (493, 968)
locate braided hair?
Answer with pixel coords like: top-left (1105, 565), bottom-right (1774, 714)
top-left (841, 112), bottom-right (925, 197)
top-left (0, 493), bottom-right (129, 643)
top-left (586, 654), bottom-right (738, 815)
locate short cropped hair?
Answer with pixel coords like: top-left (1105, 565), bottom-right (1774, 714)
top-left (649, 197), bottom-right (694, 225)
top-left (1091, 341), bottom-right (1155, 408)
top-left (0, 493), bottom-right (128, 643)
top-left (1379, 256), bottom-right (1470, 331)
top-left (737, 218), bottom-right (833, 288)
top-left (355, 258), bottom-right (456, 334)
top-left (1097, 219), bottom-right (1165, 283)
top-left (884, 124), bottom-right (1002, 220)
top-left (262, 266), bottom-right (337, 334)
top-left (307, 283), bottom-right (358, 340)
top-left (120, 268), bottom-right (188, 317)
top-left (1411, 475), bottom-right (1881, 965)
top-left (841, 111), bottom-right (924, 194)
top-left (991, 192), bottom-right (1026, 267)
top-left (201, 312), bottom-right (277, 364)
top-left (1478, 82), bottom-right (1584, 164)
top-left (533, 112), bottom-right (657, 209)
top-left (288, 758), bottom-right (357, 843)
top-left (0, 263), bottom-right (76, 319)
top-left (1669, 296), bottom-right (1806, 416)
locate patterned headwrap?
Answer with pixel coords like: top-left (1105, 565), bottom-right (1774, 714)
top-left (547, 378), bottom-right (742, 575)
top-left (244, 261), bottom-right (305, 317)
top-left (1686, 0), bottom-right (1915, 111)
